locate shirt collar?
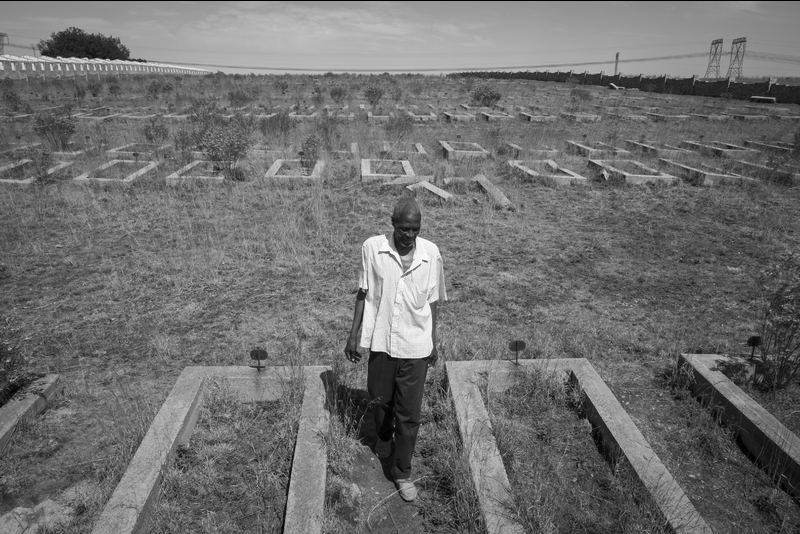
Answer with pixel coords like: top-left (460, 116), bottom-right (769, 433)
top-left (379, 232), bottom-right (430, 264)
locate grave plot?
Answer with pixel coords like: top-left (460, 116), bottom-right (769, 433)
top-left (106, 142), bottom-right (170, 159)
top-left (500, 142), bottom-right (558, 159)
top-left (90, 366), bottom-right (329, 534)
top-left (367, 111), bottom-right (394, 122)
top-left (645, 112), bottom-right (691, 122)
top-left (730, 159), bottom-right (800, 185)
top-left (743, 140), bottom-right (794, 154)
top-left (689, 113), bottom-right (730, 121)
top-left (119, 111), bottom-right (157, 120)
top-left (325, 142), bottom-right (360, 161)
top-left (508, 159), bottom-right (587, 185)
top-left (680, 140), bottom-right (756, 158)
top-left (606, 112), bottom-right (650, 121)
top-left (659, 158), bottom-right (752, 186)
top-left (726, 112), bottom-right (770, 121)
top-left (0, 143), bottom-right (41, 158)
top-left (559, 112), bottom-right (601, 122)
top-left (166, 161), bottom-right (228, 185)
top-left (625, 140), bottom-right (692, 158)
top-left (405, 110), bottom-right (437, 122)
top-left (50, 142), bottom-right (92, 158)
top-left (441, 111), bottom-right (477, 122)
top-left (566, 140), bottom-right (631, 158)
top-left (360, 159), bottom-right (415, 182)
top-left (75, 160), bottom-right (160, 184)
top-left (479, 110), bottom-right (513, 121)
top-left (76, 107), bottom-right (122, 121)
top-left (447, 359), bottom-right (711, 534)
top-left (380, 141), bottom-right (427, 157)
top-left (517, 111), bottom-right (557, 122)
top-left (288, 111), bottom-right (318, 121)
top-left (439, 141), bottom-right (490, 160)
top-left (265, 159), bottom-right (325, 182)
top-left (0, 159), bottom-right (72, 185)
top-left (587, 159), bottom-right (677, 185)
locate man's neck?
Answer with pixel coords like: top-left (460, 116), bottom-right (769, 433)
top-left (394, 236), bottom-right (413, 256)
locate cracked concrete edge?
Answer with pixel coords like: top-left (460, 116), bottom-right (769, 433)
top-left (680, 354), bottom-right (800, 498)
top-left (283, 366), bottom-right (331, 534)
top-left (90, 366), bottom-right (302, 534)
top-left (0, 374), bottom-right (62, 455)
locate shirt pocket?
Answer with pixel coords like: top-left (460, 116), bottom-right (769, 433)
top-left (407, 270), bottom-right (429, 309)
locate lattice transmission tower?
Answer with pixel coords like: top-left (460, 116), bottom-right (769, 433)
top-left (0, 33), bottom-right (8, 55)
top-left (704, 39), bottom-right (723, 78)
top-left (726, 37), bottom-right (746, 80)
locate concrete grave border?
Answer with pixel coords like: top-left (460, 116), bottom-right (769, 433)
top-left (479, 111), bottom-right (513, 121)
top-left (288, 112), bottom-right (318, 121)
top-left (517, 112), bottom-right (557, 122)
top-left (743, 140), bottom-right (793, 154)
top-left (731, 159), bottom-right (800, 185)
top-left (659, 159), bottom-right (751, 186)
top-left (441, 111), bottom-right (477, 123)
top-left (75, 160), bottom-right (159, 184)
top-left (690, 114), bottom-right (730, 121)
top-left (680, 141), bottom-right (756, 158)
top-left (508, 159), bottom-right (587, 186)
top-left (0, 374), bottom-right (62, 454)
top-left (360, 159), bottom-right (415, 182)
top-left (645, 112), bottom-right (691, 122)
top-left (679, 354), bottom-right (800, 498)
top-left (381, 142), bottom-right (427, 156)
top-left (91, 365), bottom-right (330, 534)
top-left (0, 160), bottom-right (72, 185)
top-left (587, 159), bottom-right (678, 185)
top-left (165, 161), bottom-right (225, 186)
top-left (446, 359), bottom-right (712, 534)
top-left (473, 173), bottom-right (513, 210)
top-left (439, 141), bottom-right (490, 160)
top-left (107, 142), bottom-right (171, 158)
top-left (367, 111), bottom-right (394, 122)
top-left (625, 140), bottom-right (692, 158)
top-left (566, 140), bottom-right (631, 158)
top-left (406, 111), bottom-right (437, 122)
top-left (266, 159), bottom-right (325, 182)
top-left (559, 112), bottom-right (602, 122)
top-left (502, 143), bottom-right (558, 159)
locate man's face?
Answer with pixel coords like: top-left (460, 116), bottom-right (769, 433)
top-left (392, 211), bottom-right (422, 250)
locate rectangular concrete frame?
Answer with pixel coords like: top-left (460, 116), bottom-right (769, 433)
top-left (679, 354), bottom-right (800, 498)
top-left (288, 112), bottom-right (318, 121)
top-left (566, 140), bottom-right (631, 158)
top-left (480, 111), bottom-right (513, 121)
top-left (381, 142), bottom-right (427, 156)
top-left (508, 159), bottom-right (587, 185)
top-left (406, 180), bottom-right (453, 200)
top-left (406, 111), bottom-right (437, 122)
top-left (732, 159), bottom-right (800, 185)
top-left (165, 161), bottom-right (225, 186)
top-left (441, 112), bottom-right (477, 123)
top-left (0, 161), bottom-right (72, 185)
top-left (360, 159), bottom-right (415, 182)
top-left (587, 159), bottom-right (677, 185)
top-left (439, 141), bottom-right (490, 160)
top-left (743, 140), bottom-right (792, 154)
top-left (367, 111), bottom-right (394, 121)
top-left (447, 359), bottom-right (711, 534)
top-left (659, 159), bottom-right (749, 186)
top-left (265, 159), bottom-right (325, 182)
top-left (679, 141), bottom-right (755, 158)
top-left (0, 374), bottom-right (62, 454)
top-left (517, 112), bottom-right (557, 122)
top-left (91, 365), bottom-right (330, 534)
top-left (107, 142), bottom-right (171, 158)
top-left (625, 140), bottom-right (692, 158)
top-left (75, 160), bottom-right (159, 184)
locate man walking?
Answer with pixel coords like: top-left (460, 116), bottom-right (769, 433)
top-left (344, 197), bottom-right (446, 502)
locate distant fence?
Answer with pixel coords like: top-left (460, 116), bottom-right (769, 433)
top-left (0, 54), bottom-right (209, 80)
top-left (451, 70), bottom-right (800, 105)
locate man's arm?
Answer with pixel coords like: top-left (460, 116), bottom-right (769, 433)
top-left (428, 300), bottom-right (438, 366)
top-left (345, 288), bottom-right (367, 363)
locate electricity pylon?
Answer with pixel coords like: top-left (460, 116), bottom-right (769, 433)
top-left (704, 39), bottom-right (723, 78)
top-left (726, 37), bottom-right (746, 80)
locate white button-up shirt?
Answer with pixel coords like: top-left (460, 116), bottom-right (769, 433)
top-left (358, 233), bottom-right (447, 359)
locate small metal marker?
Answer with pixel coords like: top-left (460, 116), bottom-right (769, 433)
top-left (747, 335), bottom-right (761, 361)
top-left (508, 340), bottom-right (526, 365)
top-left (250, 348), bottom-right (268, 371)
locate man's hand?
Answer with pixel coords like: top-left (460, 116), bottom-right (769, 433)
top-left (427, 346), bottom-right (438, 367)
top-left (344, 338), bottom-right (362, 364)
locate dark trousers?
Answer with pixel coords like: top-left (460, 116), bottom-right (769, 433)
top-left (367, 351), bottom-right (429, 480)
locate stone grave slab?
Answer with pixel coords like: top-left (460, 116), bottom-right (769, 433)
top-left (680, 141), bottom-right (755, 158)
top-left (508, 159), bottom-right (587, 185)
top-left (566, 140), bottom-right (631, 158)
top-left (0, 375), bottom-right (62, 454)
top-left (406, 180), bottom-right (453, 201)
top-left (406, 111), bottom-right (437, 122)
top-left (447, 359), bottom-right (712, 534)
top-left (360, 159), bottom-right (415, 182)
top-left (439, 141), bottom-right (490, 160)
top-left (0, 160), bottom-right (72, 185)
top-left (90, 366), bottom-right (330, 534)
top-left (479, 111), bottom-right (513, 121)
top-left (265, 159), bottom-right (325, 182)
top-left (559, 112), bottom-right (601, 122)
top-left (679, 354), bottom-right (800, 498)
top-left (659, 159), bottom-right (751, 186)
top-left (625, 140), bottom-right (692, 158)
top-left (588, 159), bottom-right (677, 184)
top-left (441, 111), bottom-right (476, 122)
top-left (517, 112), bottom-right (557, 122)
top-left (75, 160), bottom-right (159, 184)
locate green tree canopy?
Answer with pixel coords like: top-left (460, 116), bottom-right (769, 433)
top-left (38, 27), bottom-right (131, 60)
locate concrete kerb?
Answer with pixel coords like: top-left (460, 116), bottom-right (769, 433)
top-left (447, 359), bottom-right (712, 534)
top-left (507, 159), bottom-right (587, 186)
top-left (91, 365), bottom-right (330, 534)
top-left (74, 160), bottom-right (160, 184)
top-left (0, 374), bottom-right (62, 455)
top-left (679, 354), bottom-right (800, 498)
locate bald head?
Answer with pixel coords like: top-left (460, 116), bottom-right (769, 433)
top-left (391, 197), bottom-right (421, 224)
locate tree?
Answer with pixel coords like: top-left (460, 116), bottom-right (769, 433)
top-left (38, 27), bottom-right (131, 60)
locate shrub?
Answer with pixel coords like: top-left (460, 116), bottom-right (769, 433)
top-left (199, 114), bottom-right (252, 180)
top-left (33, 109), bottom-right (77, 150)
top-left (87, 79), bottom-right (102, 97)
top-left (140, 116), bottom-right (169, 144)
top-left (384, 113), bottom-right (414, 142)
top-left (260, 111), bottom-right (294, 144)
top-left (229, 90), bottom-right (253, 108)
top-left (300, 134), bottom-right (320, 172)
top-left (73, 83), bottom-right (86, 102)
top-left (107, 77), bottom-right (122, 96)
top-left (390, 84), bottom-right (403, 103)
top-left (2, 91), bottom-right (22, 112)
top-left (570, 88), bottom-right (593, 102)
top-left (471, 84), bottom-right (501, 107)
top-left (146, 80), bottom-right (173, 100)
top-left (329, 86), bottom-right (347, 103)
top-left (275, 80), bottom-right (289, 93)
top-left (363, 84), bottom-right (384, 107)
top-left (315, 113), bottom-right (341, 151)
top-left (311, 85), bottom-right (325, 108)
top-left (754, 253), bottom-right (800, 390)
top-left (0, 78), bottom-right (13, 91)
